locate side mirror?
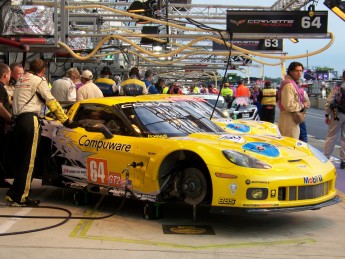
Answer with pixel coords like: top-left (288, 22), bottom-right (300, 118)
top-left (221, 110), bottom-right (229, 118)
top-left (85, 124), bottom-right (113, 139)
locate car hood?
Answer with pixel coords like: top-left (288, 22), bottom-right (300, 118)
top-left (213, 119), bottom-right (280, 136)
top-left (178, 132), bottom-right (310, 160)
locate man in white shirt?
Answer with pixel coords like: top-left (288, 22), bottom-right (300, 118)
top-left (51, 68), bottom-right (80, 102)
top-left (77, 70), bottom-right (103, 101)
top-left (5, 62), bottom-right (24, 106)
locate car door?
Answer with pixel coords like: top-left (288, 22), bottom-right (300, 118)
top-left (57, 103), bottom-right (137, 191)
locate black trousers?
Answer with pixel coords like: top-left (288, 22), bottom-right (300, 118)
top-left (7, 113), bottom-right (41, 203)
top-left (0, 131), bottom-right (7, 180)
top-left (0, 130), bottom-right (15, 179)
top-left (260, 105), bottom-right (276, 124)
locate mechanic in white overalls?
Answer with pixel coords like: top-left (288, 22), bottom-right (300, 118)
top-left (6, 58), bottom-right (77, 206)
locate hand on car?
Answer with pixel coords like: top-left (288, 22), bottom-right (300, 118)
top-left (63, 120), bottom-right (79, 129)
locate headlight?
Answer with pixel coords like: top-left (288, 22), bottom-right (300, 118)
top-left (308, 144), bottom-right (328, 163)
top-left (222, 150), bottom-right (271, 169)
top-left (246, 188), bottom-right (268, 200)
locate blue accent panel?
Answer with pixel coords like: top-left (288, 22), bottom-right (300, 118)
top-left (242, 142), bottom-right (280, 157)
top-left (226, 123), bottom-right (250, 133)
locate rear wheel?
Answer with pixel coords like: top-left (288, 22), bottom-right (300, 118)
top-left (181, 168), bottom-right (208, 205)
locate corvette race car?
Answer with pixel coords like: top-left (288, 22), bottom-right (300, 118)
top-left (37, 96), bottom-right (339, 216)
top-left (228, 96), bottom-right (259, 120)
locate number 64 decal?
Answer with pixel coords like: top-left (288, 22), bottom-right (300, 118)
top-left (87, 158), bottom-right (108, 184)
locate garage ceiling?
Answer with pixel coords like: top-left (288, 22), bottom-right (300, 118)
top-left (0, 0), bottom-right (321, 80)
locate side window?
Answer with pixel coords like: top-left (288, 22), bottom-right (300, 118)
top-left (74, 104), bottom-right (128, 136)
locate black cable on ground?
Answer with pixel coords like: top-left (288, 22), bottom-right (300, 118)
top-left (0, 205), bottom-right (72, 237)
top-left (0, 187), bottom-right (128, 236)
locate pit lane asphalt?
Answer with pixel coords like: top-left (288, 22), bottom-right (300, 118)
top-left (0, 136), bottom-right (344, 259)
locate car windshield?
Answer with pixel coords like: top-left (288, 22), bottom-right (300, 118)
top-left (173, 100), bottom-right (226, 119)
top-left (121, 102), bottom-right (225, 137)
top-left (164, 97), bottom-right (228, 119)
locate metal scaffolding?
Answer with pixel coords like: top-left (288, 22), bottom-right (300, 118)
top-left (0, 0), bottom-right (327, 79)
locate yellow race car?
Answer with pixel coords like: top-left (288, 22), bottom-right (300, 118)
top-left (38, 96), bottom-right (339, 216)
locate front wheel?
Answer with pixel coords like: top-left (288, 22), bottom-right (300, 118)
top-left (181, 168), bottom-right (208, 205)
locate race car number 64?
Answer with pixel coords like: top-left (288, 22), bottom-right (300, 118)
top-left (87, 158), bottom-right (109, 184)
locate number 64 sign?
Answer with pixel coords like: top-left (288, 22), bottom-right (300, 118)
top-left (227, 11), bottom-right (328, 35)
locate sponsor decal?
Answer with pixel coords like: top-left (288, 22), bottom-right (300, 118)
top-left (245, 179), bottom-right (270, 185)
top-left (148, 134), bottom-right (168, 138)
top-left (303, 175), bottom-right (323, 184)
top-left (242, 142), bottom-right (280, 157)
top-left (79, 135), bottom-right (131, 152)
top-left (218, 197), bottom-right (236, 205)
top-left (243, 203), bottom-right (279, 207)
top-left (296, 141), bottom-right (305, 147)
top-left (137, 194), bottom-right (156, 201)
top-left (215, 118), bottom-right (232, 123)
top-left (251, 181), bottom-right (270, 184)
top-left (61, 165), bottom-right (87, 179)
top-left (109, 188), bottom-right (127, 197)
top-left (163, 225), bottom-right (215, 235)
top-left (229, 183), bottom-right (238, 195)
top-left (108, 172), bottom-right (126, 188)
top-left (226, 123), bottom-right (250, 133)
top-left (270, 189), bottom-right (277, 198)
top-left (87, 158), bottom-right (109, 185)
top-left (219, 134), bottom-right (245, 143)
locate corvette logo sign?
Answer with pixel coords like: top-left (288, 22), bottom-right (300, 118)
top-left (227, 10), bottom-right (327, 34)
top-left (228, 19), bottom-right (246, 26)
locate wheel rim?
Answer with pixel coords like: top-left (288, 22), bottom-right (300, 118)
top-left (182, 168), bottom-right (207, 205)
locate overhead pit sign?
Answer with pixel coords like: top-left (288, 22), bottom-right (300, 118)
top-left (226, 11), bottom-right (328, 34)
top-left (213, 39), bottom-right (283, 51)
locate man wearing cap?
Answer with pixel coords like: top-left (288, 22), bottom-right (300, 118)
top-left (77, 70), bottom-right (104, 101)
top-left (94, 66), bottom-right (117, 97)
top-left (221, 82), bottom-right (233, 108)
top-left (120, 67), bottom-right (147, 96)
top-left (51, 68), bottom-right (80, 102)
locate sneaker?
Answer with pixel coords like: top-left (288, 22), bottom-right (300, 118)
top-left (5, 196), bottom-right (40, 207)
top-left (341, 161), bottom-right (345, 170)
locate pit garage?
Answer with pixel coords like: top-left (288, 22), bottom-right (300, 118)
top-left (1, 0), bottom-right (345, 257)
